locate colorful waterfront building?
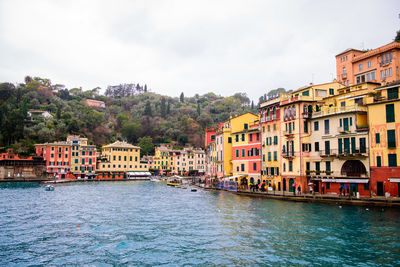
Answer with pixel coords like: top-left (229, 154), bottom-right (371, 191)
top-left (0, 149), bottom-right (46, 179)
top-left (279, 82), bottom-right (344, 193)
top-left (336, 41), bottom-right (400, 86)
top-left (259, 96), bottom-right (281, 190)
top-left (230, 112), bottom-right (260, 186)
top-left (96, 141), bottom-right (148, 179)
top-left (367, 80), bottom-right (400, 197)
top-left (215, 123), bottom-right (227, 179)
top-left (309, 82), bottom-right (378, 197)
top-left (152, 144), bottom-right (175, 175)
top-left (68, 135), bottom-right (97, 179)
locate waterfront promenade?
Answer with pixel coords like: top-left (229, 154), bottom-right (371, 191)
top-left (203, 186), bottom-right (400, 208)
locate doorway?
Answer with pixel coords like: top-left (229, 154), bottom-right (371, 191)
top-left (350, 184), bottom-right (358, 196)
top-left (377, 182), bottom-right (384, 196)
top-left (278, 182), bottom-right (281, 191)
top-left (289, 179), bottom-right (294, 192)
top-left (314, 180), bottom-right (320, 193)
top-left (283, 178), bottom-right (286, 191)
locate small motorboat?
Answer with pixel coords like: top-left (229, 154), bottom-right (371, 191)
top-left (191, 188), bottom-right (197, 192)
top-left (166, 176), bottom-right (183, 187)
top-left (45, 185), bottom-right (55, 191)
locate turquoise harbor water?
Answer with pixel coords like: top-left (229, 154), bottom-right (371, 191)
top-left (0, 181), bottom-right (399, 266)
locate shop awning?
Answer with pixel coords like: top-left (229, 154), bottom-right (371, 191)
top-left (222, 175), bottom-right (245, 181)
top-left (321, 178), bottom-right (369, 184)
top-left (389, 178), bottom-right (400, 183)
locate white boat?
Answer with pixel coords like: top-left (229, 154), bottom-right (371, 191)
top-left (45, 185), bottom-right (54, 191)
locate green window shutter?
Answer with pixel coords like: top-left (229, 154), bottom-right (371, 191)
top-left (326, 161), bottom-right (331, 171)
top-left (236, 150), bottom-right (239, 157)
top-left (338, 138), bottom-right (343, 154)
top-left (388, 130), bottom-right (396, 148)
top-left (388, 154), bottom-right (397, 167)
top-left (242, 149), bottom-right (245, 157)
top-left (376, 156), bottom-right (382, 167)
top-left (340, 119), bottom-right (342, 127)
top-left (304, 121), bottom-right (308, 133)
top-left (351, 137), bottom-right (356, 153)
top-left (386, 104), bottom-right (395, 123)
top-left (376, 133), bottom-right (380, 144)
top-left (263, 154), bottom-right (265, 161)
top-left (268, 152), bottom-right (271, 161)
top-left (273, 151), bottom-right (277, 161)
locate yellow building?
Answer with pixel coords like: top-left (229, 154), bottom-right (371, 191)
top-left (259, 97), bottom-right (281, 190)
top-left (280, 81), bottom-right (344, 193)
top-left (309, 82), bottom-right (378, 196)
top-left (97, 141), bottom-right (148, 179)
top-left (229, 112), bottom-right (260, 186)
top-left (152, 144), bottom-right (175, 175)
top-left (68, 135), bottom-right (97, 179)
top-left (367, 80), bottom-right (400, 197)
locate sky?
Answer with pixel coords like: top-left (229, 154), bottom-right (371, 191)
top-left (0, 0), bottom-right (399, 101)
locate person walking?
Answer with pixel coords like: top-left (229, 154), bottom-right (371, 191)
top-left (297, 185), bottom-right (301, 195)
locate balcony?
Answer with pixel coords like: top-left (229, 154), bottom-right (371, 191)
top-left (319, 149), bottom-right (337, 157)
top-left (302, 112), bottom-right (311, 119)
top-left (337, 126), bottom-right (350, 133)
top-left (342, 73), bottom-right (347, 79)
top-left (282, 150), bottom-right (295, 158)
top-left (283, 130), bottom-right (294, 137)
top-left (312, 104), bottom-right (367, 119)
top-left (337, 148), bottom-right (369, 158)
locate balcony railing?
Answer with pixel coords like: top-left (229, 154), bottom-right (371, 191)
top-left (337, 148), bottom-right (369, 156)
top-left (312, 104), bottom-right (367, 119)
top-left (283, 130), bottom-right (294, 137)
top-left (318, 149), bottom-right (337, 157)
top-left (282, 150), bottom-right (295, 158)
top-left (302, 112), bottom-right (311, 119)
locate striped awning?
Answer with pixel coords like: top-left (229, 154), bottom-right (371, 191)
top-left (321, 179), bottom-right (369, 184)
top-left (127, 171), bottom-right (152, 177)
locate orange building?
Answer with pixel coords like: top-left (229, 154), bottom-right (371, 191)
top-left (336, 41), bottom-right (400, 86)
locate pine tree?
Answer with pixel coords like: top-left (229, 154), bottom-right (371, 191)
top-left (144, 84), bottom-right (147, 92)
top-left (167, 100), bottom-right (171, 114)
top-left (144, 101), bottom-right (152, 116)
top-left (197, 102), bottom-right (201, 116)
top-left (180, 92), bottom-right (184, 103)
top-left (251, 100), bottom-right (254, 110)
top-left (160, 97), bottom-right (167, 118)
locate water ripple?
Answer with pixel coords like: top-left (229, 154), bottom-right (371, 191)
top-left (0, 181), bottom-right (400, 266)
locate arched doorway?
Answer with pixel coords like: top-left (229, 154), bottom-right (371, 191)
top-left (341, 160), bottom-right (367, 177)
top-left (289, 179), bottom-right (294, 192)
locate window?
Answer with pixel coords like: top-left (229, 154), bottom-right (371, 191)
top-left (326, 161), bottom-right (331, 172)
top-left (268, 152), bottom-right (271, 161)
top-left (314, 121), bottom-right (319, 131)
top-left (273, 151), bottom-right (277, 161)
top-left (253, 162), bottom-right (257, 171)
top-left (283, 163), bottom-right (286, 172)
top-left (228, 137), bottom-right (232, 143)
top-left (242, 149), bottom-right (245, 157)
top-left (249, 134), bottom-right (253, 142)
top-left (388, 88), bottom-right (398, 100)
top-left (388, 154), bottom-right (397, 167)
top-left (316, 162), bottom-right (320, 173)
top-left (256, 133), bottom-right (260, 141)
top-left (263, 154), bottom-right (265, 162)
top-left (325, 141), bottom-right (330, 155)
top-left (273, 136), bottom-right (278, 145)
top-left (388, 130), bottom-right (396, 148)
top-left (289, 161), bottom-right (293, 171)
top-left (315, 142), bottom-right (320, 152)
top-left (324, 119), bottom-right (329, 134)
top-left (367, 61), bottom-right (371, 68)
top-left (376, 133), bottom-right (380, 144)
top-left (241, 164), bottom-right (245, 172)
top-left (235, 135), bottom-right (239, 142)
top-left (329, 88), bottom-right (334, 95)
top-left (244, 123), bottom-right (248, 130)
top-left (341, 101), bottom-right (346, 107)
top-left (376, 156), bottom-right (382, 167)
top-left (304, 121), bottom-right (308, 133)
top-left (241, 134), bottom-right (245, 141)
top-left (359, 64), bottom-right (363, 71)
top-left (302, 90), bottom-right (309, 96)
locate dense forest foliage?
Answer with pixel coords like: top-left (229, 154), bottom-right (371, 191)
top-left (0, 76), bottom-right (277, 156)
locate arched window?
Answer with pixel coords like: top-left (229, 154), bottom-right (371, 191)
top-left (341, 160), bottom-right (367, 177)
top-left (292, 105), bottom-right (296, 118)
top-left (288, 107), bottom-right (292, 118)
top-left (303, 105), bottom-right (308, 113)
top-left (284, 108), bottom-right (287, 119)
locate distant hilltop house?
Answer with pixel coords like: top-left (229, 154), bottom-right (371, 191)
top-left (27, 110), bottom-right (53, 120)
top-left (85, 99), bottom-right (106, 108)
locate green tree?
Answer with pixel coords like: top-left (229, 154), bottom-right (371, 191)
top-left (116, 113), bottom-right (129, 128)
top-left (144, 100), bottom-right (152, 116)
top-left (160, 97), bottom-right (167, 118)
top-left (167, 100), bottom-right (171, 114)
top-left (178, 133), bottom-right (188, 145)
top-left (121, 122), bottom-right (141, 143)
top-left (395, 30), bottom-right (400, 42)
top-left (251, 100), bottom-right (254, 109)
top-left (180, 92), bottom-right (184, 103)
top-left (197, 102), bottom-right (201, 116)
top-left (137, 136), bottom-right (154, 156)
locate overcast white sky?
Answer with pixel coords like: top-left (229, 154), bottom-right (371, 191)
top-left (0, 0), bottom-right (399, 101)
